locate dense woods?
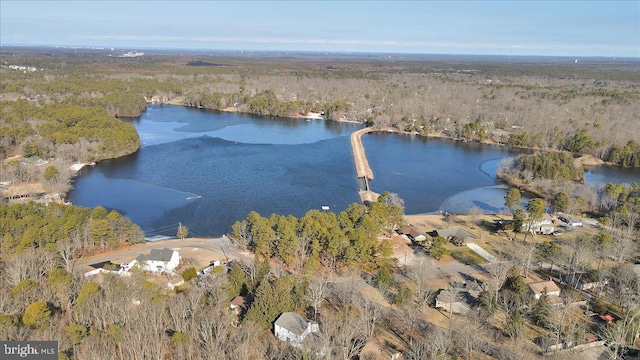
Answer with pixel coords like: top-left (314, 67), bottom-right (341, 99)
top-left (0, 202), bottom-right (144, 253)
top-left (230, 191), bottom-right (403, 272)
top-left (497, 152), bottom-right (587, 200)
top-left (1, 100), bottom-right (140, 162)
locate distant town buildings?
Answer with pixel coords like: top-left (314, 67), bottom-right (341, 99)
top-left (119, 52), bottom-right (144, 58)
top-left (3, 64), bottom-right (39, 72)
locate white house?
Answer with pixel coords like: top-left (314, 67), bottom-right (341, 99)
top-left (130, 248), bottom-right (180, 274)
top-left (274, 312), bottom-right (319, 349)
top-left (526, 214), bottom-right (554, 235)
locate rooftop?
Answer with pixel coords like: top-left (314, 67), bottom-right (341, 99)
top-left (434, 228), bottom-right (475, 240)
top-left (136, 248), bottom-right (175, 262)
top-left (528, 280), bottom-right (561, 295)
top-left (402, 225), bottom-right (422, 238)
top-left (275, 312), bottom-right (314, 336)
top-left (230, 295), bottom-right (248, 310)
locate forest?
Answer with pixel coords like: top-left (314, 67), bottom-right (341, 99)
top-left (229, 191), bottom-right (404, 272)
top-left (1, 47), bottom-right (639, 359)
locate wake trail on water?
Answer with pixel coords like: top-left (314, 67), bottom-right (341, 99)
top-left (116, 178), bottom-right (202, 202)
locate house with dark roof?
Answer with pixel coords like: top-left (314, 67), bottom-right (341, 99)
top-left (274, 312), bottom-right (319, 349)
top-left (128, 248), bottom-right (180, 274)
top-left (402, 225), bottom-right (426, 242)
top-left (433, 228), bottom-right (476, 245)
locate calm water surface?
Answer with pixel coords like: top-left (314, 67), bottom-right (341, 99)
top-left (68, 105), bottom-right (639, 237)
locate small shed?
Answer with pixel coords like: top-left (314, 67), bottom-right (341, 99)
top-left (167, 276), bottom-right (185, 290)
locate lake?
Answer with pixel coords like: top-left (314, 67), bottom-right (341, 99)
top-left (67, 105), bottom-right (639, 237)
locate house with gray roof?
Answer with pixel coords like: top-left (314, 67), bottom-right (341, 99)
top-left (274, 312), bottom-right (319, 349)
top-left (435, 289), bottom-right (472, 314)
top-left (434, 228), bottom-right (476, 245)
top-left (128, 248), bottom-right (180, 274)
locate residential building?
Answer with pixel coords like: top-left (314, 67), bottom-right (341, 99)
top-left (274, 312), bottom-right (319, 349)
top-left (526, 214), bottom-right (554, 235)
top-left (130, 248), bottom-right (181, 274)
top-left (402, 225), bottom-right (426, 242)
top-left (230, 296), bottom-right (248, 315)
top-left (528, 280), bottom-right (561, 300)
top-left (433, 228), bottom-right (476, 245)
top-left (435, 290), bottom-right (471, 314)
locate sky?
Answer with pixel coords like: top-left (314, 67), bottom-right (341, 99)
top-left (1, 1), bottom-right (638, 57)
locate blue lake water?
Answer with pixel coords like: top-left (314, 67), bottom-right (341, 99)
top-left (67, 105), bottom-right (640, 237)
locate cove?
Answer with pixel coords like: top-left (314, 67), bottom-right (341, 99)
top-left (67, 105), bottom-right (640, 237)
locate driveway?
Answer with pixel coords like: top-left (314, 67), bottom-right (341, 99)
top-left (77, 236), bottom-right (253, 270)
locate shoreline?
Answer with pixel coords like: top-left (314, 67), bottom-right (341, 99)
top-left (7, 101), bottom-right (635, 216)
top-left (136, 101), bottom-right (639, 169)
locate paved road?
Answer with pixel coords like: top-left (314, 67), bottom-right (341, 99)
top-left (466, 243), bottom-right (499, 263)
top-left (78, 237), bottom-right (253, 269)
top-left (408, 254), bottom-right (486, 279)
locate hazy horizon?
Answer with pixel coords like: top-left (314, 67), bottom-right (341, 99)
top-left (1, 1), bottom-right (638, 58)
